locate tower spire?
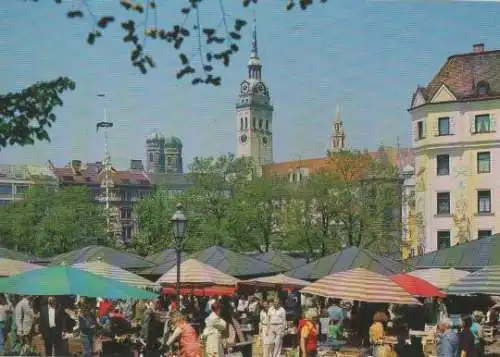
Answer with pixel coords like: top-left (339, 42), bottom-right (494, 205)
top-left (328, 104), bottom-right (346, 154)
top-left (251, 11), bottom-right (258, 58)
top-left (248, 11), bottom-right (262, 80)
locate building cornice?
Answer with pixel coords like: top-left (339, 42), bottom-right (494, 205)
top-left (414, 138), bottom-right (500, 152)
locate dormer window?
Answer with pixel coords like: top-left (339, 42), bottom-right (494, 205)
top-left (477, 81), bottom-right (490, 96)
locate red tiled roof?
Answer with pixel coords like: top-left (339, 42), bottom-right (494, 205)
top-left (50, 165), bottom-right (151, 186)
top-left (416, 48), bottom-right (500, 105)
top-left (263, 147), bottom-right (414, 178)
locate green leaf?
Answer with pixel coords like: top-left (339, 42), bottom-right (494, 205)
top-left (87, 32), bottom-right (96, 45)
top-left (66, 10), bottom-right (83, 18)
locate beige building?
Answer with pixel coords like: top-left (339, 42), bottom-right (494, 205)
top-left (409, 43), bottom-right (500, 253)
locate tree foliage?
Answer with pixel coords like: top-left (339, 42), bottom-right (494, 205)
top-left (0, 77), bottom-right (75, 150)
top-left (28, 0), bottom-right (327, 85)
top-left (0, 185), bottom-right (112, 257)
top-left (134, 150), bottom-right (402, 260)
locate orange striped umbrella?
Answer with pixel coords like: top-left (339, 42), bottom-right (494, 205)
top-left (301, 268), bottom-right (420, 305)
top-left (240, 274), bottom-right (309, 289)
top-left (156, 259), bottom-right (239, 286)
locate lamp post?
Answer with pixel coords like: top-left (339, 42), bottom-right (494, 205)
top-left (171, 203), bottom-right (187, 305)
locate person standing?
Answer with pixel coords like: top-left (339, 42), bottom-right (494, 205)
top-left (259, 300), bottom-right (271, 357)
top-left (39, 296), bottom-right (65, 357)
top-left (140, 300), bottom-right (160, 357)
top-left (327, 299), bottom-right (346, 327)
top-left (78, 300), bottom-right (97, 357)
top-left (15, 296), bottom-right (36, 345)
top-left (166, 312), bottom-right (202, 357)
top-left (267, 298), bottom-right (286, 357)
top-left (459, 315), bottom-right (478, 357)
top-left (300, 309), bottom-right (319, 357)
top-left (0, 294), bottom-right (11, 354)
top-left (436, 318), bottom-right (459, 357)
top-left (201, 302), bottom-right (227, 357)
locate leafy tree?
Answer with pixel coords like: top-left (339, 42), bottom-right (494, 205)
top-left (0, 77), bottom-right (75, 150)
top-left (0, 185), bottom-right (111, 257)
top-left (281, 150), bottom-right (401, 259)
top-left (35, 0), bottom-right (328, 84)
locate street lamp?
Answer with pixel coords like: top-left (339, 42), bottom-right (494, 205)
top-left (171, 203), bottom-right (187, 305)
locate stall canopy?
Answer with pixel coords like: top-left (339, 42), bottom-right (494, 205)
top-left (141, 249), bottom-right (187, 275)
top-left (190, 246), bottom-right (283, 278)
top-left (301, 268), bottom-right (419, 305)
top-left (408, 268), bottom-right (470, 290)
top-left (0, 258), bottom-right (43, 277)
top-left (156, 258), bottom-right (239, 286)
top-left (73, 261), bottom-right (156, 288)
top-left (447, 265), bottom-right (500, 296)
top-left (0, 266), bottom-right (158, 299)
top-left (251, 251), bottom-right (307, 271)
top-left (240, 274), bottom-right (309, 289)
top-left (407, 234), bottom-right (500, 270)
top-left (0, 247), bottom-right (41, 263)
top-left (287, 246), bottom-right (411, 281)
top-left (50, 245), bottom-right (154, 271)
top-left (389, 273), bottom-right (445, 298)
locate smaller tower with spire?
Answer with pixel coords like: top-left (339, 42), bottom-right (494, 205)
top-left (328, 105), bottom-right (346, 154)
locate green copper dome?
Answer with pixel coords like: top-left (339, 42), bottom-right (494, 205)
top-left (165, 136), bottom-right (183, 148)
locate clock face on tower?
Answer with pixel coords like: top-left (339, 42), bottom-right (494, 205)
top-left (262, 136), bottom-right (269, 145)
top-left (255, 83), bottom-right (266, 95)
top-left (241, 82), bottom-right (250, 94)
top-left (240, 134), bottom-right (248, 144)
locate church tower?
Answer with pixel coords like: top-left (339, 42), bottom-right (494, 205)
top-left (146, 130), bottom-right (166, 173)
top-left (328, 105), bottom-right (346, 154)
top-left (236, 16), bottom-right (274, 173)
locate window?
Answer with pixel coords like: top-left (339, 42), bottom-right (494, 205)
top-left (240, 118), bottom-right (243, 130)
top-left (477, 152), bottom-right (491, 173)
top-left (259, 119), bottom-right (263, 129)
top-left (436, 154), bottom-right (450, 176)
top-left (478, 230), bottom-right (492, 239)
top-left (437, 231), bottom-right (451, 249)
top-left (245, 117), bottom-right (248, 129)
top-left (15, 185), bottom-right (29, 194)
top-left (252, 118), bottom-right (256, 129)
top-left (474, 114), bottom-right (491, 133)
top-left (122, 226), bottom-right (132, 241)
top-left (437, 192), bottom-right (450, 215)
top-left (0, 185), bottom-right (12, 194)
top-left (121, 207), bottom-right (132, 219)
top-left (148, 152), bottom-right (154, 162)
top-left (438, 117), bottom-right (450, 136)
top-left (266, 120), bottom-right (269, 131)
top-left (417, 121), bottom-right (425, 140)
top-left (478, 190), bottom-right (491, 214)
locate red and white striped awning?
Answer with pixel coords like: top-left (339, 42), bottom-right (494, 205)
top-left (301, 268), bottom-right (420, 305)
top-left (156, 259), bottom-right (239, 287)
top-left (241, 274), bottom-right (309, 289)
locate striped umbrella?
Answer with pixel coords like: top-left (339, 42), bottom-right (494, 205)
top-left (408, 268), bottom-right (470, 289)
top-left (73, 261), bottom-right (156, 288)
top-left (240, 274), bottom-right (309, 289)
top-left (447, 265), bottom-right (500, 296)
top-left (301, 268), bottom-right (419, 305)
top-left (0, 258), bottom-right (42, 277)
top-left (156, 259), bottom-right (239, 286)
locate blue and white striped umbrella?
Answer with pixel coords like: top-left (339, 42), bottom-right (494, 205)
top-left (447, 265), bottom-right (500, 296)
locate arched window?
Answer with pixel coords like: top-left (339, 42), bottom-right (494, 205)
top-left (253, 118), bottom-right (256, 129)
top-left (245, 117), bottom-right (248, 129)
top-left (240, 118), bottom-right (243, 130)
top-left (266, 120), bottom-right (269, 131)
top-left (259, 119), bottom-right (263, 129)
top-left (149, 152), bottom-right (154, 162)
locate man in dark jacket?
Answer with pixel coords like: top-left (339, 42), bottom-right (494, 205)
top-left (39, 296), bottom-right (65, 357)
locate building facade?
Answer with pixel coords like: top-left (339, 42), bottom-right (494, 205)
top-left (0, 165), bottom-right (57, 205)
top-left (410, 43), bottom-right (500, 252)
top-left (236, 18), bottom-right (274, 175)
top-left (49, 160), bottom-right (153, 243)
top-left (146, 131), bottom-right (183, 174)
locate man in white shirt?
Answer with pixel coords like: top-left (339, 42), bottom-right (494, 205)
top-left (267, 298), bottom-right (286, 357)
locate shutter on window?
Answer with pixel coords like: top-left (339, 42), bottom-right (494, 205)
top-left (491, 114), bottom-right (497, 132)
top-left (422, 120), bottom-right (427, 138)
top-left (470, 116), bottom-right (476, 134)
top-left (412, 122), bottom-right (417, 142)
top-left (433, 118), bottom-right (439, 137)
top-left (450, 116), bottom-right (456, 135)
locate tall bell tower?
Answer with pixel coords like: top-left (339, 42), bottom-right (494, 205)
top-left (236, 16), bottom-right (274, 174)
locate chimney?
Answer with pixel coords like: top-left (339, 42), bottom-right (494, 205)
top-left (130, 160), bottom-right (144, 172)
top-left (71, 160), bottom-right (82, 174)
top-left (473, 43), bottom-right (485, 54)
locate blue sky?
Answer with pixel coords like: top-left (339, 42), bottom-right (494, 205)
top-left (1, 0), bottom-right (500, 170)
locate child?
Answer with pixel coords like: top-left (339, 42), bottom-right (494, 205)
top-left (319, 309), bottom-right (330, 342)
top-left (328, 319), bottom-right (346, 348)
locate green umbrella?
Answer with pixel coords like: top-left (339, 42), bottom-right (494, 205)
top-left (0, 266), bottom-right (158, 299)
